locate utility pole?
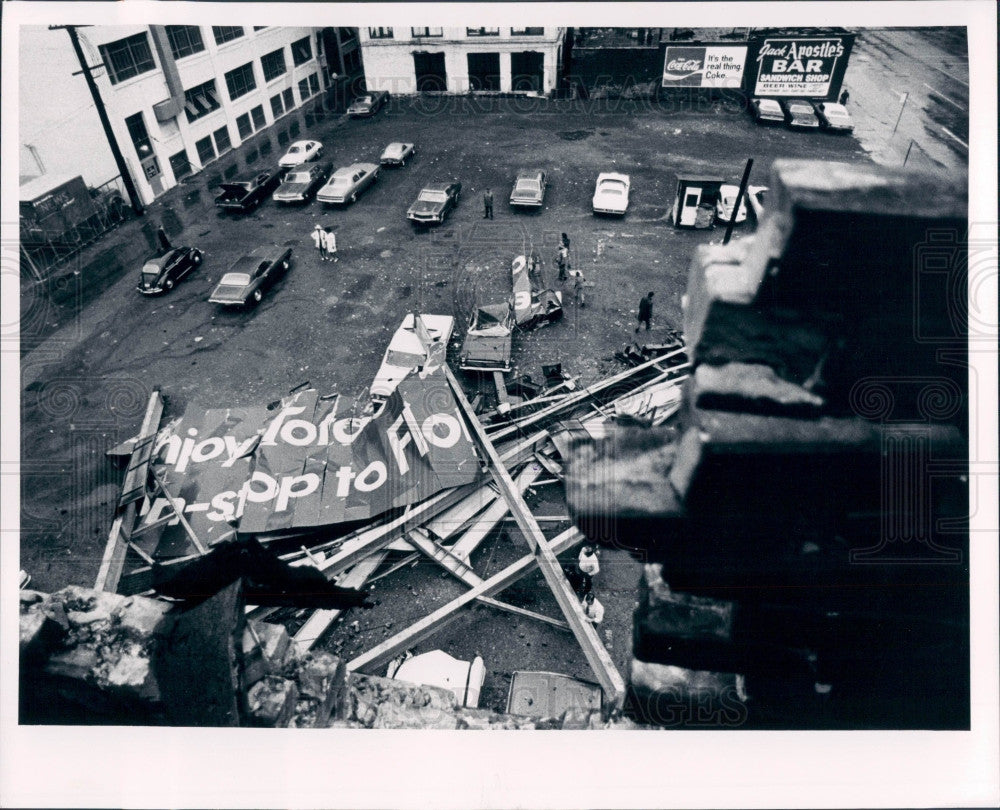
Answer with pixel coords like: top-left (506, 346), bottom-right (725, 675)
top-left (723, 158), bottom-right (753, 246)
top-left (53, 24), bottom-right (145, 215)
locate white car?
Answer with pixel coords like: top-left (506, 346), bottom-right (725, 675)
top-left (380, 142), bottom-right (416, 167)
top-left (715, 184), bottom-right (749, 224)
top-left (592, 172), bottom-right (630, 215)
top-left (388, 650), bottom-right (486, 708)
top-left (278, 140), bottom-right (324, 169)
top-left (316, 163), bottom-right (380, 205)
top-left (370, 313), bottom-right (455, 404)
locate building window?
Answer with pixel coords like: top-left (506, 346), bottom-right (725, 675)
top-left (339, 28), bottom-right (358, 44)
top-left (212, 26), bottom-right (244, 45)
top-left (511, 27), bottom-right (544, 36)
top-left (261, 48), bottom-right (287, 82)
top-left (169, 150), bottom-right (192, 180)
top-left (368, 27), bottom-right (393, 39)
top-left (213, 125), bottom-right (232, 155)
top-left (99, 33), bottom-right (156, 85)
top-left (236, 112), bottom-right (253, 139)
top-left (411, 27), bottom-right (443, 38)
top-left (291, 36), bottom-right (313, 66)
top-left (298, 77), bottom-right (311, 100)
top-left (466, 27), bottom-right (500, 37)
top-left (124, 112), bottom-right (152, 158)
top-left (309, 73), bottom-right (320, 96)
top-left (283, 87), bottom-right (295, 110)
top-left (195, 135), bottom-right (216, 166)
top-left (250, 105), bottom-right (267, 130)
top-left (270, 93), bottom-right (285, 118)
top-left (224, 62), bottom-right (257, 100)
top-left (183, 79), bottom-right (221, 122)
top-left (165, 26), bottom-right (205, 60)
top-left (344, 48), bottom-right (361, 73)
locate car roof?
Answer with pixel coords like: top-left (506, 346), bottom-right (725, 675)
top-left (597, 172), bottom-right (630, 183)
top-left (288, 140), bottom-right (316, 149)
top-left (248, 245), bottom-right (286, 260)
top-left (335, 163), bottom-right (378, 175)
top-left (385, 142), bottom-right (411, 149)
top-left (144, 251), bottom-right (176, 268)
top-left (422, 182), bottom-right (453, 192)
top-left (515, 170), bottom-right (544, 180)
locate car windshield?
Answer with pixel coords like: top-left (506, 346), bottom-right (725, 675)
top-left (762, 100), bottom-right (781, 110)
top-left (418, 190), bottom-right (448, 203)
top-left (286, 171), bottom-right (311, 183)
top-left (515, 179), bottom-right (540, 193)
top-left (287, 145), bottom-right (303, 154)
top-left (790, 103), bottom-right (812, 114)
top-left (220, 272), bottom-right (251, 286)
top-left (141, 263), bottom-right (161, 277)
top-left (599, 182), bottom-right (625, 195)
top-left (385, 350), bottom-right (424, 368)
top-left (826, 107), bottom-right (848, 118)
top-left (331, 175), bottom-right (352, 187)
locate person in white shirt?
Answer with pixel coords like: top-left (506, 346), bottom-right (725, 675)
top-left (577, 545), bottom-right (600, 595)
top-left (323, 227), bottom-right (338, 262)
top-left (312, 224), bottom-right (324, 257)
top-left (582, 592), bottom-right (604, 624)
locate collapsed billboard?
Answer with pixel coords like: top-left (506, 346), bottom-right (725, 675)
top-left (661, 45), bottom-right (748, 88)
top-left (750, 35), bottom-right (853, 97)
top-left (135, 368), bottom-right (482, 558)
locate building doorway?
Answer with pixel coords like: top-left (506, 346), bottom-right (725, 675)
top-left (414, 51), bottom-right (447, 91)
top-left (467, 52), bottom-right (500, 91)
top-left (511, 51), bottom-right (544, 93)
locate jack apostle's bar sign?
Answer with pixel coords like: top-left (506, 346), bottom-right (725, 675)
top-left (751, 35), bottom-right (853, 97)
top-left (662, 45), bottom-right (748, 88)
top-left (136, 367), bottom-right (482, 558)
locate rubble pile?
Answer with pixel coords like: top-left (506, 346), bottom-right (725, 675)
top-left (567, 159), bottom-right (970, 728)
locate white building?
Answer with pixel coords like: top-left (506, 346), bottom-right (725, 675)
top-left (21, 25), bottom-right (332, 204)
top-left (358, 27), bottom-right (566, 95)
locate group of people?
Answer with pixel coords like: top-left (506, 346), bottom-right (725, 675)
top-left (311, 224), bottom-right (338, 262)
top-left (574, 544), bottom-right (605, 625)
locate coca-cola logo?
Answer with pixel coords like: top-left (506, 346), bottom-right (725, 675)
top-left (666, 58), bottom-right (702, 72)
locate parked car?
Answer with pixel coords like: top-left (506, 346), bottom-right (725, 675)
top-left (407, 181), bottom-right (462, 225)
top-left (592, 172), bottom-right (630, 215)
top-left (715, 184), bottom-right (750, 224)
top-left (278, 140), bottom-right (324, 169)
top-left (459, 303), bottom-right (515, 372)
top-left (208, 246), bottom-right (292, 306)
top-left (272, 163), bottom-right (330, 203)
top-left (348, 90), bottom-right (390, 118)
top-left (137, 246), bottom-right (204, 295)
top-left (370, 313), bottom-right (456, 405)
top-left (509, 170), bottom-right (547, 209)
top-left (317, 163), bottom-right (380, 205)
top-left (215, 171), bottom-right (281, 213)
top-left (749, 97), bottom-right (785, 124)
top-left (780, 99), bottom-right (820, 129)
top-left (813, 101), bottom-right (855, 133)
top-left (380, 142), bottom-right (416, 167)
top-left (388, 650), bottom-right (486, 709)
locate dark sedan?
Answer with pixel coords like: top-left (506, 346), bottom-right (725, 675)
top-left (347, 90), bottom-right (390, 118)
top-left (406, 182), bottom-right (462, 225)
top-left (273, 163), bottom-right (330, 204)
top-left (780, 98), bottom-right (821, 129)
top-left (209, 246), bottom-right (292, 306)
top-left (215, 171), bottom-right (281, 213)
top-left (509, 170), bottom-right (547, 208)
top-left (137, 246), bottom-right (204, 295)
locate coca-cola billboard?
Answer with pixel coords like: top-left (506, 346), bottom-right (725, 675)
top-left (662, 45), bottom-right (747, 88)
top-left (752, 35), bottom-right (853, 97)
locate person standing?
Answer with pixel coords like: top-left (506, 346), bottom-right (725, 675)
top-left (582, 592), bottom-right (605, 624)
top-left (573, 270), bottom-right (587, 308)
top-left (483, 188), bottom-right (494, 219)
top-left (312, 224), bottom-right (325, 258)
top-left (577, 545), bottom-right (600, 596)
top-left (636, 291), bottom-right (654, 332)
top-left (156, 226), bottom-right (172, 253)
top-left (556, 244), bottom-right (569, 281)
top-left (839, 88), bottom-right (850, 105)
top-left (323, 227), bottom-right (338, 263)
top-left (561, 232), bottom-right (571, 250)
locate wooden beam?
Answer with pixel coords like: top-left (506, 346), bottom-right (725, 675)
top-left (149, 468), bottom-right (208, 555)
top-left (348, 527), bottom-right (586, 673)
top-left (488, 347), bottom-right (687, 442)
top-left (446, 367), bottom-right (627, 710)
top-left (449, 464), bottom-right (540, 560)
top-left (95, 390), bottom-right (163, 592)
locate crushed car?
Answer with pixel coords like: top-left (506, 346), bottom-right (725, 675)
top-left (214, 171), bottom-right (281, 213)
top-left (208, 246), bottom-right (292, 306)
top-left (370, 313), bottom-right (455, 407)
top-left (459, 303), bottom-right (515, 372)
top-left (137, 246), bottom-right (204, 295)
top-left (512, 253), bottom-right (562, 328)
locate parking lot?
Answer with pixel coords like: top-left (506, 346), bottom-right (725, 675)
top-left (21, 90), bottom-right (875, 712)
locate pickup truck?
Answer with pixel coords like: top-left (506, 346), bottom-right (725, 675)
top-left (215, 171), bottom-right (280, 214)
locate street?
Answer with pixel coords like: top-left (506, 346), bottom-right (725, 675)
top-left (18, 29), bottom-right (966, 714)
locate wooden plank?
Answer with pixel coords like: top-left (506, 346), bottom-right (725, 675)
top-left (488, 348), bottom-right (687, 442)
top-left (348, 527), bottom-right (586, 673)
top-left (291, 551), bottom-right (389, 655)
top-left (446, 367), bottom-right (627, 710)
top-left (95, 391), bottom-right (163, 592)
top-left (150, 468), bottom-right (208, 555)
top-left (449, 464), bottom-right (540, 560)
top-left (118, 434), bottom-right (156, 507)
top-left (493, 370), bottom-right (511, 406)
top-left (423, 484), bottom-right (499, 540)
